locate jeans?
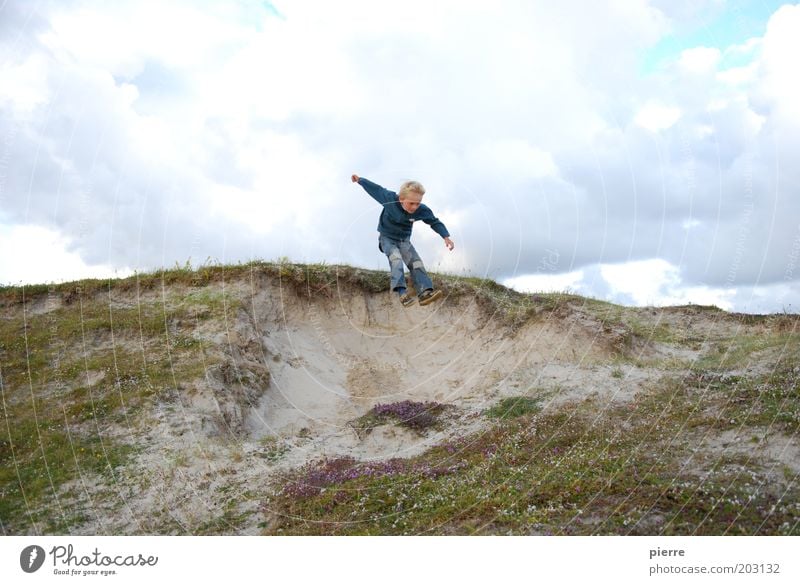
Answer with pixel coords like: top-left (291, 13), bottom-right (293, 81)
top-left (379, 234), bottom-right (433, 295)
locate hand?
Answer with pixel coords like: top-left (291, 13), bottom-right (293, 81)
top-left (351, 174), bottom-right (360, 183)
top-left (444, 237), bottom-right (454, 251)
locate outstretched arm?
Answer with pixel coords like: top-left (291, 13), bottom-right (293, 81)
top-left (351, 174), bottom-right (394, 205)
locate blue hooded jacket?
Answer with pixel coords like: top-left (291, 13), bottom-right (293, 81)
top-left (357, 177), bottom-right (450, 241)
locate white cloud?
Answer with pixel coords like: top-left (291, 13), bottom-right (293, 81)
top-left (634, 101), bottom-right (682, 131)
top-left (723, 37), bottom-right (761, 60)
top-left (744, 282), bottom-right (800, 314)
top-left (0, 54), bottom-right (49, 115)
top-left (505, 257), bottom-right (766, 311)
top-left (759, 4), bottom-right (800, 122)
top-left (601, 259), bottom-right (678, 305)
top-left (506, 258), bottom-right (800, 312)
top-left (600, 259), bottom-right (736, 309)
top-left (678, 46), bottom-right (721, 73)
top-left (466, 140), bottom-right (558, 181)
top-left (504, 269), bottom-right (585, 294)
top-left (39, 1), bottom-right (252, 77)
top-left (716, 62), bottom-right (758, 85)
top-left (0, 223), bottom-right (131, 285)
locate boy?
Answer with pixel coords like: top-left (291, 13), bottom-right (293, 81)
top-left (352, 174), bottom-right (454, 307)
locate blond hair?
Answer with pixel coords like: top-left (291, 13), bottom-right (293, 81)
top-left (398, 180), bottom-right (425, 199)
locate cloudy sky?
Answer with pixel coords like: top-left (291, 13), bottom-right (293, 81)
top-left (1, 0), bottom-right (799, 313)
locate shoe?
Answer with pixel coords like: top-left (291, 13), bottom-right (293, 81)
top-left (399, 293), bottom-right (416, 307)
top-left (418, 289), bottom-right (443, 306)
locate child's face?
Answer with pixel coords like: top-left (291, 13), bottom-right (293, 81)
top-left (399, 192), bottom-right (422, 214)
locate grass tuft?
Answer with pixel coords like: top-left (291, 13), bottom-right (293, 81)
top-left (485, 396), bottom-right (541, 419)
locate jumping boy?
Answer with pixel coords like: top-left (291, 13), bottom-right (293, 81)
top-left (352, 174), bottom-right (454, 307)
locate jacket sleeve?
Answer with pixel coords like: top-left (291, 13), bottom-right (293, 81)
top-left (357, 177), bottom-right (394, 205)
top-left (419, 205), bottom-right (451, 238)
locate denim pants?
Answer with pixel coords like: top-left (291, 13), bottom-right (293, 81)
top-left (379, 235), bottom-right (433, 295)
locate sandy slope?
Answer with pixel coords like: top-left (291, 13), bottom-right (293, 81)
top-left (3, 270), bottom-right (797, 534)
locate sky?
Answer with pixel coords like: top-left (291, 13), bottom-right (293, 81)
top-left (1, 0), bottom-right (799, 313)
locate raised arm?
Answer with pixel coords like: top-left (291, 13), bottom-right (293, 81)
top-left (352, 174), bottom-right (394, 205)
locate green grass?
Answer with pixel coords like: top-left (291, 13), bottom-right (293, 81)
top-left (194, 505), bottom-right (251, 535)
top-left (577, 304), bottom-right (689, 347)
top-left (7, 259), bottom-right (795, 342)
top-left (0, 259), bottom-right (562, 332)
top-left (692, 332), bottom-right (800, 371)
top-left (485, 396), bottom-right (541, 419)
top-left (256, 437), bottom-right (290, 462)
top-left (263, 372), bottom-right (800, 535)
top-left (0, 410), bottom-right (138, 534)
top-left (685, 368), bottom-right (800, 434)
top-left (0, 350), bottom-right (156, 534)
top-left (0, 280), bottom-right (223, 534)
top-left (436, 275), bottom-right (544, 329)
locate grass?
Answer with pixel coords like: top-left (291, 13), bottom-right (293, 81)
top-left (436, 275), bottom-right (544, 329)
top-left (194, 502), bottom-right (252, 535)
top-left (0, 260), bottom-right (569, 333)
top-left (256, 437), bottom-right (289, 462)
top-left (0, 273), bottom-right (232, 534)
top-left (1, 259), bottom-right (798, 535)
top-left (0, 259), bottom-right (393, 305)
top-left (485, 396), bottom-right (541, 419)
top-left (0, 343), bottom-right (190, 533)
top-left (684, 368), bottom-right (800, 434)
top-left (576, 302), bottom-right (799, 360)
top-left (692, 332), bottom-right (800, 371)
top-left (0, 408), bottom-right (138, 534)
top-left (6, 259), bottom-right (796, 345)
top-left (263, 371), bottom-right (800, 535)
